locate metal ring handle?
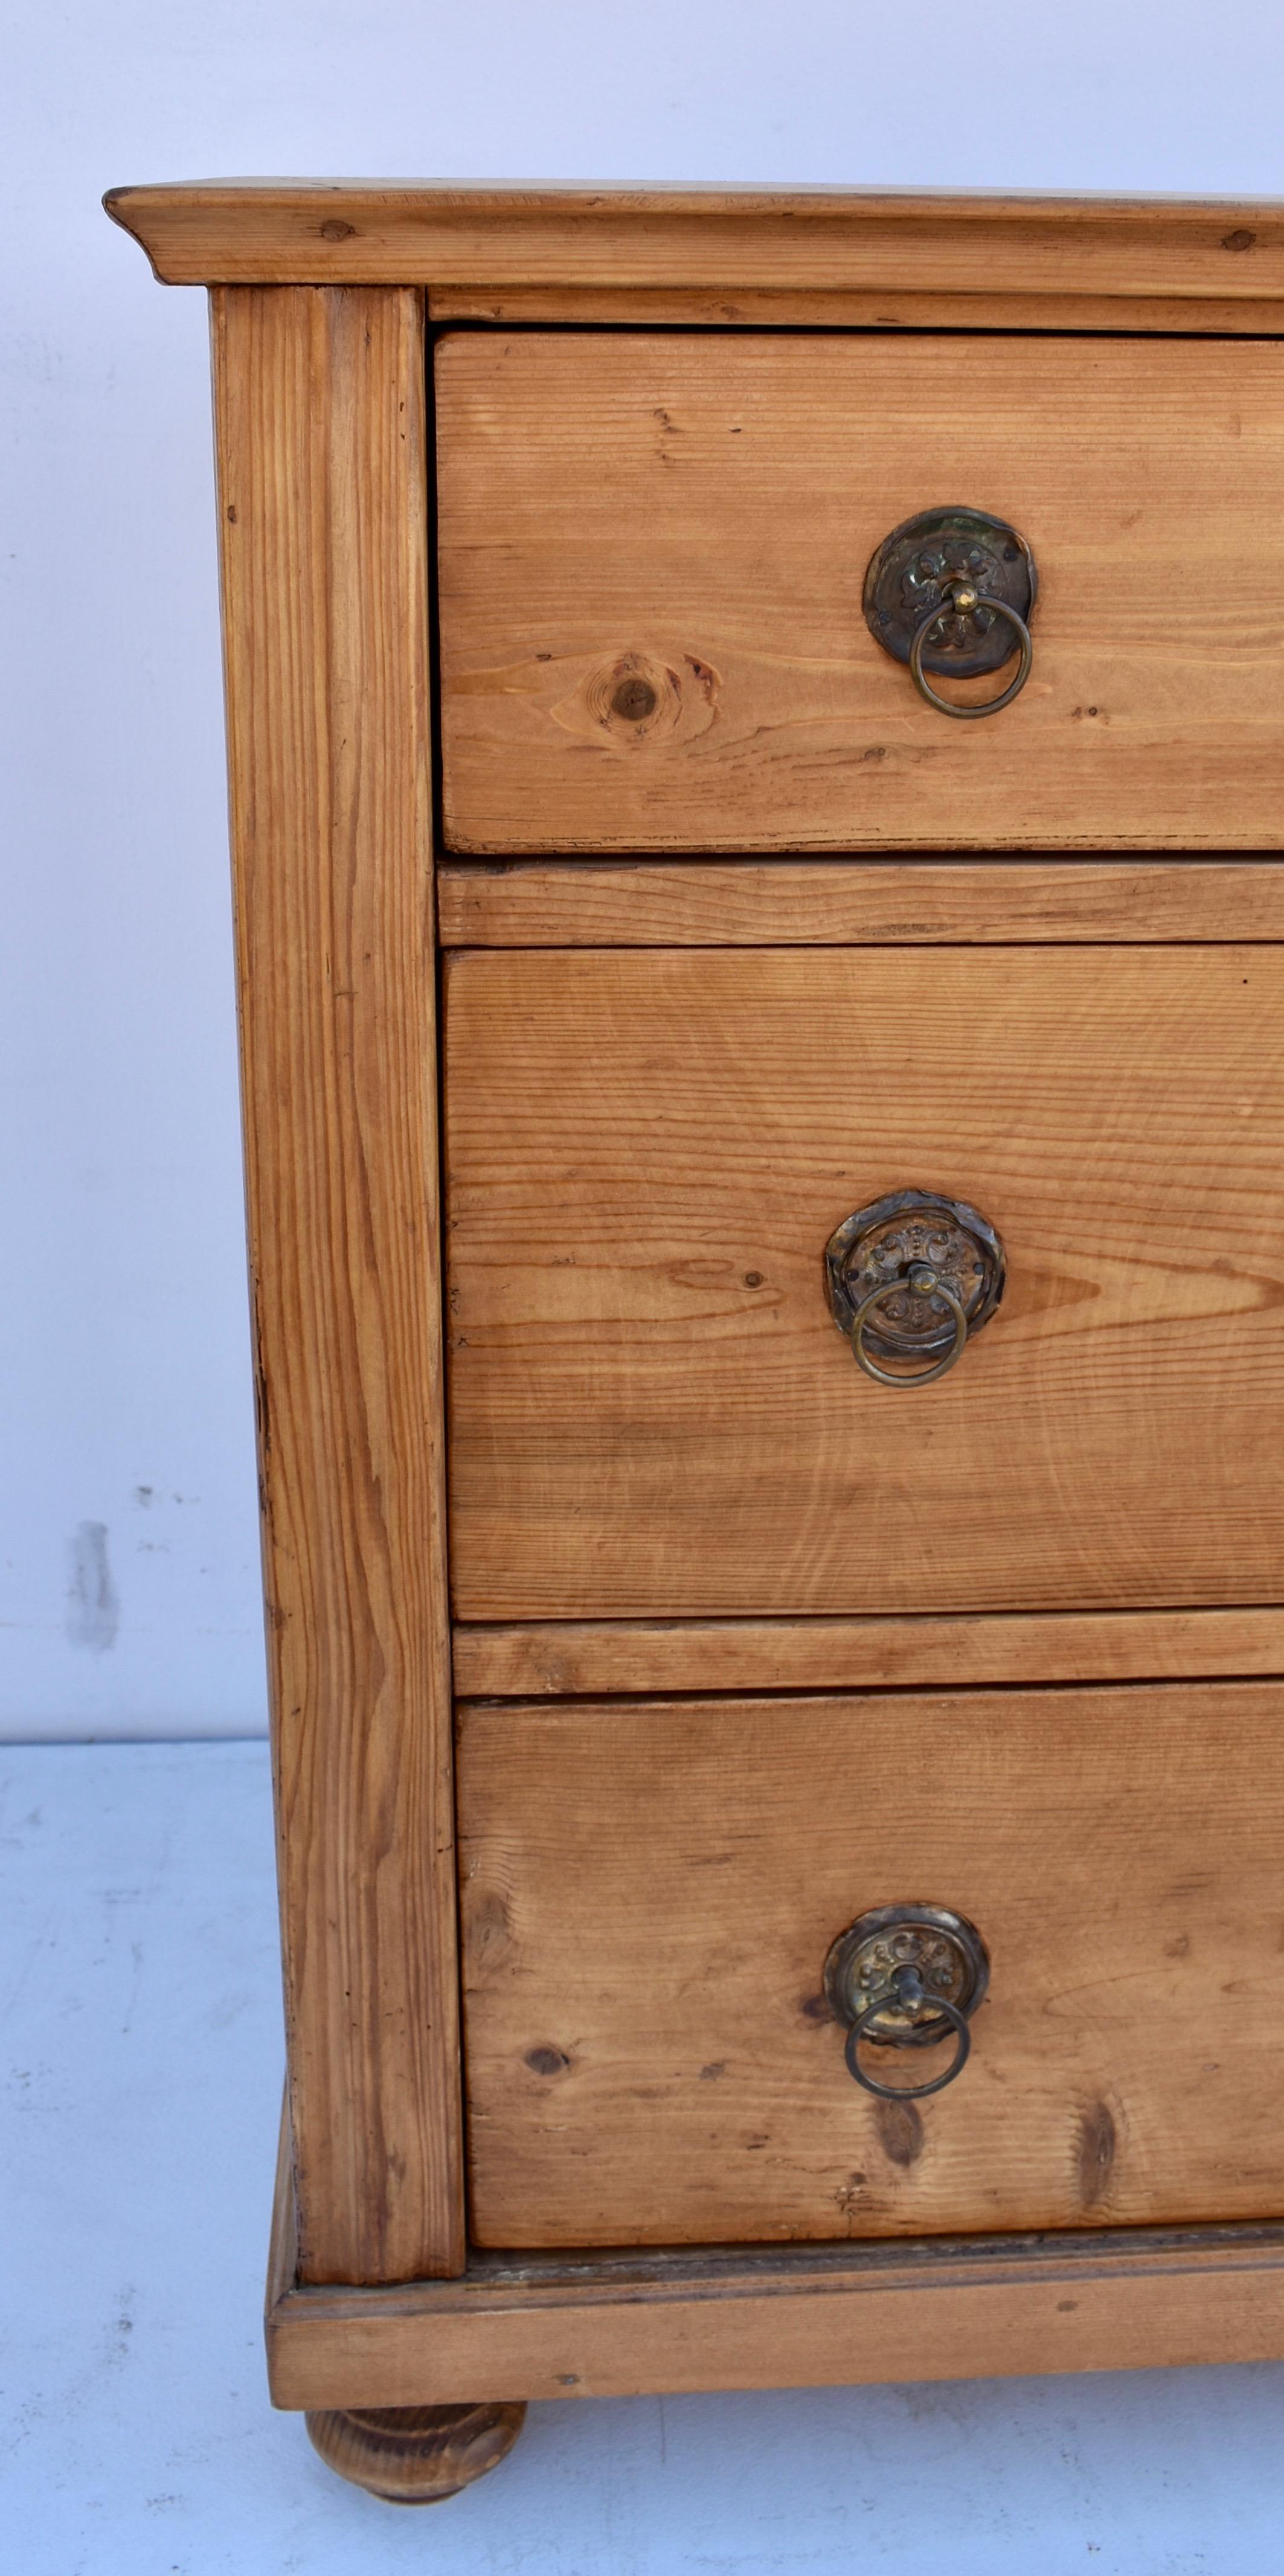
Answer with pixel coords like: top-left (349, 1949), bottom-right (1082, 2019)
top-left (844, 1979), bottom-right (972, 2102)
top-left (850, 1272), bottom-right (968, 1388)
top-left (909, 592), bottom-right (1033, 720)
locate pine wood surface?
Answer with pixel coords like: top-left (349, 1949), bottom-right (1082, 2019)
top-left (457, 1683), bottom-right (1284, 2248)
top-left (212, 284), bottom-right (463, 2283)
top-left (304, 2400), bottom-right (527, 2501)
top-left (267, 2223), bottom-right (1284, 2409)
top-left (452, 1607), bottom-right (1284, 1697)
top-left (263, 2098), bottom-right (1284, 2405)
top-left (445, 943), bottom-right (1284, 1618)
top-left (104, 181), bottom-right (1284, 299)
top-left (436, 332), bottom-right (1284, 853)
top-left (114, 182), bottom-right (1284, 2419)
top-left (438, 859), bottom-right (1284, 947)
top-left (433, 288), bottom-right (1284, 331)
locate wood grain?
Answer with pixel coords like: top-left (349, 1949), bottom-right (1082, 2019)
top-left (436, 332), bottom-right (1284, 853)
top-left (458, 1684), bottom-right (1284, 2246)
top-left (431, 287), bottom-right (1284, 332)
top-left (267, 2222), bottom-right (1284, 2408)
top-left (452, 1607), bottom-right (1284, 1697)
top-left (445, 943), bottom-right (1284, 1618)
top-left (104, 181), bottom-right (1284, 299)
top-left (304, 2400), bottom-right (527, 2501)
top-left (438, 860), bottom-right (1284, 949)
top-left (212, 285), bottom-right (464, 2282)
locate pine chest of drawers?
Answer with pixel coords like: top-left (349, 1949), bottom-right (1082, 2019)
top-left (109, 178), bottom-right (1284, 2507)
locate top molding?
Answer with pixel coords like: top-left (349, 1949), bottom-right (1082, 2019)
top-left (104, 182), bottom-right (1284, 321)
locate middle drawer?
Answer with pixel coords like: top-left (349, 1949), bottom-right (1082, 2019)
top-left (445, 943), bottom-right (1284, 1618)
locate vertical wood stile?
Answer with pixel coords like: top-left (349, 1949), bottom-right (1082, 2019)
top-left (211, 285), bottom-right (463, 2282)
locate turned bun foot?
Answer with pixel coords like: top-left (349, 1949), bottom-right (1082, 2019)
top-left (304, 2399), bottom-right (527, 2504)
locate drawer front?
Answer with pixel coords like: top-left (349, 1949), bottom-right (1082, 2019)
top-left (458, 1684), bottom-right (1284, 2248)
top-left (435, 332), bottom-right (1284, 854)
top-left (445, 943), bottom-right (1284, 1618)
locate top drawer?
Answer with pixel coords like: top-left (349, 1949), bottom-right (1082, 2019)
top-left (435, 331), bottom-right (1284, 854)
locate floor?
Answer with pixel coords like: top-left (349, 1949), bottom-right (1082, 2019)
top-left (4, 1741), bottom-right (1283, 2576)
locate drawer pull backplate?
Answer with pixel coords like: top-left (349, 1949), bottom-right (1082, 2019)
top-left (825, 1188), bottom-right (1005, 1388)
top-left (824, 1903), bottom-right (990, 2101)
top-left (864, 505), bottom-right (1037, 718)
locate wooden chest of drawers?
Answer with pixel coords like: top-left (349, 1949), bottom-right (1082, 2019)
top-left (109, 178), bottom-right (1284, 2508)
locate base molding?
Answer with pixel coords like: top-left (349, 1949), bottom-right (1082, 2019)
top-left (268, 2135), bottom-right (1284, 2410)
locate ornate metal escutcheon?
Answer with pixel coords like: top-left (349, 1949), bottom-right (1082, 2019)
top-left (863, 506), bottom-right (1038, 717)
top-left (824, 1904), bottom-right (990, 2101)
top-left (825, 1188), bottom-right (1004, 1388)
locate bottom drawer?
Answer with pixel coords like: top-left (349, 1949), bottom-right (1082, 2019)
top-left (458, 1682), bottom-right (1284, 2248)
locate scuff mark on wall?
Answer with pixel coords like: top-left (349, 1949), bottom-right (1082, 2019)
top-left (66, 1522), bottom-right (120, 1653)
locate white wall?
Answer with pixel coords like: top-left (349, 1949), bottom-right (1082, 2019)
top-left (5, 1), bottom-right (1284, 1738)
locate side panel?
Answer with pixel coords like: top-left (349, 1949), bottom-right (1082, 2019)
top-left (211, 284), bottom-right (464, 2281)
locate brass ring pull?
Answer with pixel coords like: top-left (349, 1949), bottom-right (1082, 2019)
top-left (908, 586), bottom-right (1033, 720)
top-left (826, 1190), bottom-right (1004, 1386)
top-left (844, 1967), bottom-right (972, 2101)
top-left (863, 508), bottom-right (1037, 716)
top-left (850, 1263), bottom-right (968, 1388)
top-left (824, 1905), bottom-right (989, 2103)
